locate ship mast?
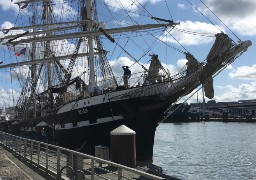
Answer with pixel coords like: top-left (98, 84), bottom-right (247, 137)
top-left (85, 0), bottom-right (96, 91)
top-left (43, 0), bottom-right (53, 90)
top-left (31, 2), bottom-right (37, 118)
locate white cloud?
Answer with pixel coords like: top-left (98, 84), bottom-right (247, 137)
top-left (1, 21), bottom-right (14, 30)
top-left (199, 0), bottom-right (256, 36)
top-left (177, 58), bottom-right (187, 69)
top-left (160, 21), bottom-right (223, 46)
top-left (213, 82), bottom-right (256, 102)
top-left (177, 3), bottom-right (185, 9)
top-left (11, 65), bottom-right (30, 81)
top-left (104, 0), bottom-right (138, 11)
top-left (229, 65), bottom-right (256, 80)
top-left (226, 64), bottom-right (233, 70)
top-left (0, 0), bottom-right (77, 18)
top-left (0, 88), bottom-right (19, 107)
top-left (0, 0), bottom-right (19, 12)
top-left (0, 21), bottom-right (23, 40)
top-left (0, 21), bottom-right (19, 45)
top-left (51, 0), bottom-right (77, 18)
top-left (180, 80), bottom-right (256, 104)
top-left (112, 20), bottom-right (130, 27)
top-left (149, 0), bottom-right (162, 4)
top-left (104, 0), bottom-right (162, 11)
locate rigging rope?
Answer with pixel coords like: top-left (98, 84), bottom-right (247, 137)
top-left (174, 28), bottom-right (215, 37)
top-left (184, 0), bottom-right (223, 34)
top-left (63, 38), bottom-right (83, 87)
top-left (113, 0), bottom-right (152, 54)
top-left (103, 1), bottom-right (151, 69)
top-left (115, 40), bottom-right (148, 72)
top-left (108, 0), bottom-right (185, 60)
top-left (165, 30), bottom-right (189, 54)
top-left (157, 28), bottom-right (186, 54)
top-left (164, 0), bottom-right (173, 20)
top-left (134, 0), bottom-right (187, 54)
top-left (199, 0), bottom-right (241, 41)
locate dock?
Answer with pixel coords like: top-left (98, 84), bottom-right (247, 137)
top-left (0, 131), bottom-right (179, 180)
top-left (0, 146), bottom-right (44, 179)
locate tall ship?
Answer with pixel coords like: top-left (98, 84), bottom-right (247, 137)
top-left (0, 0), bottom-right (251, 161)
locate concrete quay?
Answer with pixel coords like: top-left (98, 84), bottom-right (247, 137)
top-left (0, 145), bottom-right (180, 180)
top-left (0, 146), bottom-right (45, 180)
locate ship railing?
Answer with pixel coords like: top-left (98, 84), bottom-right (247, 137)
top-left (0, 131), bottom-right (164, 180)
top-left (110, 68), bottom-right (189, 100)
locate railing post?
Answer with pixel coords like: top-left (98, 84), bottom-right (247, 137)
top-left (91, 159), bottom-right (94, 180)
top-left (6, 135), bottom-right (8, 148)
top-left (72, 153), bottom-right (84, 180)
top-left (118, 167), bottom-right (122, 180)
top-left (31, 141), bottom-right (33, 161)
top-left (6, 134), bottom-right (9, 148)
top-left (1, 133), bottom-right (4, 145)
top-left (18, 138), bottom-right (21, 155)
top-left (57, 148), bottom-right (61, 179)
top-left (24, 139), bottom-right (27, 160)
top-left (0, 132), bottom-right (2, 144)
top-left (37, 143), bottom-right (40, 166)
top-left (3, 134), bottom-right (6, 146)
top-left (11, 135), bottom-right (13, 150)
top-left (7, 134), bottom-right (10, 148)
top-left (15, 136), bottom-right (18, 153)
top-left (67, 152), bottom-right (74, 178)
top-left (46, 145), bottom-right (48, 174)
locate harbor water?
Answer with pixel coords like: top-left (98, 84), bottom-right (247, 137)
top-left (153, 122), bottom-right (256, 180)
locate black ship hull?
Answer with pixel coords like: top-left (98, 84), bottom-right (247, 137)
top-left (14, 88), bottom-right (169, 162)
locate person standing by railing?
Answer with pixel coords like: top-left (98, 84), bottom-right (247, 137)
top-left (122, 66), bottom-right (131, 88)
top-left (41, 128), bottom-right (48, 143)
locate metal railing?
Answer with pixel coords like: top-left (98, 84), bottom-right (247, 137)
top-left (0, 131), bottom-right (164, 180)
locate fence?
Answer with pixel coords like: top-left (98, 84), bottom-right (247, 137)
top-left (0, 131), bottom-right (164, 180)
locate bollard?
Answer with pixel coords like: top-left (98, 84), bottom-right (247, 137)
top-left (110, 125), bottom-right (136, 168)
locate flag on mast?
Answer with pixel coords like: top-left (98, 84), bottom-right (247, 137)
top-left (15, 48), bottom-right (26, 56)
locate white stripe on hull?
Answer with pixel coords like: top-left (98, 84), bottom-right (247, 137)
top-left (20, 115), bottom-right (124, 132)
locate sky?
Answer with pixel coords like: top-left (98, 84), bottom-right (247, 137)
top-left (0, 0), bottom-right (255, 108)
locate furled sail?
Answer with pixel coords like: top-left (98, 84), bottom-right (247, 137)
top-left (203, 77), bottom-right (214, 99)
top-left (186, 53), bottom-right (201, 75)
top-left (206, 33), bottom-right (232, 62)
top-left (145, 54), bottom-right (164, 83)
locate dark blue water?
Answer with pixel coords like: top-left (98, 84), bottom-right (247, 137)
top-left (153, 122), bottom-right (256, 180)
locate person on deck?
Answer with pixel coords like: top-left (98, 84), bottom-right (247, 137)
top-left (122, 66), bottom-right (131, 88)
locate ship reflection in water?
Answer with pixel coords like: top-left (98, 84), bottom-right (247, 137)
top-left (154, 122), bottom-right (256, 179)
